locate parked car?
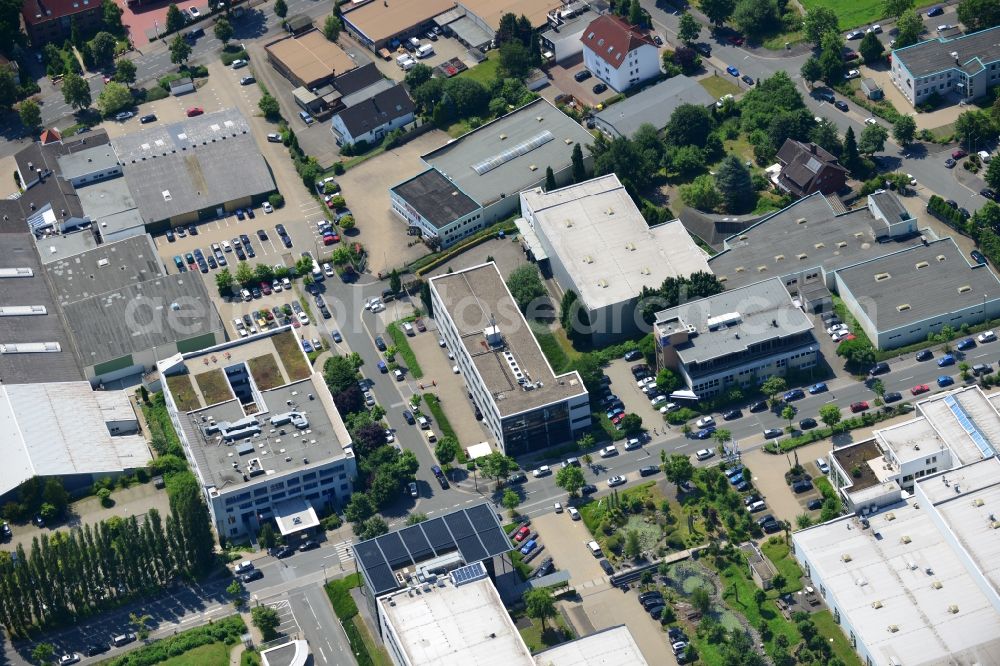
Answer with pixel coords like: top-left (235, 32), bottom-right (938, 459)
top-left (749, 400), bottom-right (768, 412)
top-left (783, 389), bottom-right (805, 402)
top-left (926, 5), bottom-right (943, 16)
top-left (140, 113), bottom-right (156, 123)
top-left (533, 466), bottom-right (552, 478)
top-left (911, 384), bottom-right (930, 395)
top-left (231, 58), bottom-right (248, 69)
top-left (916, 349), bottom-right (934, 362)
top-left (809, 382), bottom-right (827, 394)
top-left (592, 82), bottom-right (607, 94)
top-left (799, 417), bottom-right (817, 429)
top-left (938, 354), bottom-right (955, 367)
top-left (722, 408), bottom-right (742, 420)
top-left (937, 375), bottom-right (955, 387)
top-left (607, 475), bottom-right (627, 487)
top-left (957, 338), bottom-right (976, 351)
top-left (850, 401), bottom-right (869, 413)
top-left (884, 391), bottom-right (902, 403)
top-left (186, 107), bottom-right (204, 116)
top-left (573, 70), bottom-right (592, 82)
top-left (763, 428), bottom-right (783, 439)
top-left (834, 100), bottom-right (849, 111)
top-left (725, 65), bottom-right (740, 76)
top-left (977, 330), bottom-right (996, 343)
top-left (695, 448), bottom-right (714, 461)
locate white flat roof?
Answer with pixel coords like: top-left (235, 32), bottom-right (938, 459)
top-left (795, 458), bottom-right (1000, 666)
top-left (532, 625), bottom-right (649, 666)
top-left (520, 174), bottom-right (711, 312)
top-left (874, 417), bottom-right (948, 465)
top-left (915, 386), bottom-right (1000, 464)
top-left (380, 575), bottom-right (534, 666)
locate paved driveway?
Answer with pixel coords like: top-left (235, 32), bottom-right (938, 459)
top-left (546, 55), bottom-right (620, 107)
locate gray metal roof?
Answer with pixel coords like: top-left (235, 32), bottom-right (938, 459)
top-left (56, 144), bottom-right (120, 181)
top-left (869, 190), bottom-right (909, 224)
top-left (334, 83), bottom-right (415, 138)
top-left (836, 238), bottom-right (1000, 332)
top-left (594, 76), bottom-right (715, 138)
top-left (893, 26), bottom-right (1000, 78)
top-left (654, 277), bottom-right (816, 367)
top-left (62, 272), bottom-right (223, 366)
top-left (34, 229), bottom-right (100, 265)
top-left (0, 231), bottom-right (83, 382)
top-left (340, 78), bottom-right (394, 108)
top-left (390, 169), bottom-right (480, 229)
top-left (708, 193), bottom-right (925, 289)
top-left (113, 109), bottom-right (275, 224)
top-left (44, 234), bottom-right (162, 306)
top-left (422, 99), bottom-right (594, 207)
top-left (449, 15), bottom-right (492, 48)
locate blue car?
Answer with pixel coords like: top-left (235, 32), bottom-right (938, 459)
top-left (783, 389), bottom-right (805, 402)
top-left (809, 382), bottom-right (828, 394)
top-left (695, 426), bottom-right (716, 439)
top-left (301, 339), bottom-right (313, 353)
top-left (726, 65), bottom-right (740, 76)
top-left (938, 354), bottom-right (955, 367)
top-left (956, 338), bottom-right (976, 351)
top-left (520, 539), bottom-right (537, 555)
top-left (937, 375), bottom-right (955, 387)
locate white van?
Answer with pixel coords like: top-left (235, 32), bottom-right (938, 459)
top-left (408, 36), bottom-right (421, 49)
top-left (587, 541), bottom-right (602, 557)
top-left (417, 43), bottom-right (434, 58)
top-left (400, 58), bottom-right (416, 71)
top-left (417, 415), bottom-right (429, 429)
top-left (235, 560), bottom-right (254, 574)
top-left (979, 150), bottom-right (992, 163)
top-left (241, 288), bottom-right (252, 302)
top-left (403, 322), bottom-right (414, 336)
top-left (395, 53), bottom-right (411, 67)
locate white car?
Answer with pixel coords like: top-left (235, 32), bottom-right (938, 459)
top-left (296, 311), bottom-right (310, 325)
top-left (827, 323), bottom-right (849, 335)
top-left (936, 23), bottom-right (953, 31)
top-left (323, 262), bottom-right (334, 278)
top-left (438, 338), bottom-right (446, 347)
top-left (221, 239), bottom-right (232, 252)
top-left (115, 111), bottom-right (134, 121)
top-left (385, 430), bottom-right (395, 443)
top-left (624, 438), bottom-right (642, 451)
top-left (599, 445), bottom-right (618, 458)
top-left (845, 69), bottom-right (861, 79)
top-left (533, 465), bottom-right (552, 478)
top-left (715, 93), bottom-right (734, 108)
top-left (568, 506), bottom-right (580, 520)
top-left (695, 416), bottom-right (715, 429)
top-left (977, 330), bottom-right (996, 343)
top-left (651, 395), bottom-right (668, 407)
top-left (188, 6), bottom-right (200, 17)
top-left (906, 173), bottom-right (917, 186)
top-left (659, 402), bottom-right (678, 414)
top-left (452, 365), bottom-right (460, 374)
top-left (607, 475), bottom-right (627, 487)
top-left (394, 369), bottom-right (404, 381)
top-left (866, 24), bottom-right (881, 33)
top-left (371, 302), bottom-right (385, 313)
top-left (272, 279), bottom-right (282, 293)
top-left (59, 655), bottom-right (81, 666)
top-left (864, 117), bottom-right (878, 125)
top-left (262, 201), bottom-right (273, 213)
top-left (281, 277), bottom-right (292, 290)
top-left (554, 502), bottom-right (563, 513)
top-left (831, 331), bottom-right (850, 343)
top-left (695, 448), bottom-right (714, 461)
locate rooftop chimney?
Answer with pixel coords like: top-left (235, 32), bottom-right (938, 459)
top-left (810, 144), bottom-right (817, 154)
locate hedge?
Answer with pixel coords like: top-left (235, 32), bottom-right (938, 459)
top-left (104, 615), bottom-right (246, 666)
top-left (926, 195), bottom-right (968, 229)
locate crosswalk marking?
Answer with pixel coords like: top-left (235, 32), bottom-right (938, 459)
top-left (332, 539), bottom-right (354, 562)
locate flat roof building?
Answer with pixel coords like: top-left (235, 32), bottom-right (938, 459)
top-left (518, 174), bottom-right (711, 344)
top-left (265, 29), bottom-right (357, 89)
top-left (592, 76), bottom-right (714, 139)
top-left (429, 262), bottom-right (590, 455)
top-left (890, 26), bottom-right (1000, 107)
top-left (654, 277), bottom-right (817, 399)
top-left (793, 455), bottom-right (1000, 666)
top-left (114, 109), bottom-right (276, 227)
top-left (835, 237), bottom-right (1000, 349)
top-left (160, 329), bottom-right (357, 540)
top-left (342, 0), bottom-right (454, 51)
top-left (540, 9), bottom-right (600, 64)
top-left (0, 381), bottom-right (149, 498)
top-left (390, 99), bottom-right (594, 249)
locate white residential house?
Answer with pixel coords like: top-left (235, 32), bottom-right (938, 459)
top-left (580, 14), bottom-right (660, 92)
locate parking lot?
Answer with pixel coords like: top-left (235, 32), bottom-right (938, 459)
top-left (546, 54), bottom-right (624, 108)
top-left (266, 599), bottom-right (302, 640)
top-left (603, 358), bottom-right (672, 435)
top-left (333, 130), bottom-right (450, 276)
top-left (365, 32), bottom-right (477, 84)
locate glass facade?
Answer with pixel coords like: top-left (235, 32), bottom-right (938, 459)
top-left (502, 402), bottom-right (573, 456)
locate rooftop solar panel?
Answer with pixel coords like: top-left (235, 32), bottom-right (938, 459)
top-left (366, 562), bottom-right (397, 596)
top-left (443, 511), bottom-right (475, 539)
top-left (422, 517), bottom-right (455, 552)
top-left (379, 532), bottom-right (411, 569)
top-left (457, 535), bottom-right (488, 563)
top-left (477, 526), bottom-right (511, 554)
top-left (399, 525), bottom-right (433, 561)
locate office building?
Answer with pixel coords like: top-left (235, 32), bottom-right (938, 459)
top-left (890, 26), bottom-right (1000, 107)
top-left (835, 237), bottom-right (1000, 349)
top-left (653, 278), bottom-right (818, 399)
top-left (0, 381), bottom-right (150, 499)
top-left (159, 330), bottom-right (356, 539)
top-left (429, 263), bottom-right (590, 455)
top-left (518, 174), bottom-right (711, 344)
top-left (580, 14), bottom-right (659, 92)
top-left (793, 455), bottom-right (1000, 666)
top-left (390, 99), bottom-right (594, 248)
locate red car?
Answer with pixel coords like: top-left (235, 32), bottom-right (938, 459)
top-left (611, 412), bottom-right (626, 424)
top-left (513, 526), bottom-right (530, 542)
top-left (850, 401), bottom-right (869, 413)
top-left (260, 281), bottom-right (272, 296)
top-left (952, 149), bottom-right (967, 159)
top-left (911, 384), bottom-right (930, 395)
top-left (728, 34), bottom-right (744, 45)
top-left (186, 107), bottom-right (204, 117)
top-left (322, 233), bottom-right (340, 245)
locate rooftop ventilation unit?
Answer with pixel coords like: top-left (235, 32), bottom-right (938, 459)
top-left (915, 261), bottom-right (929, 269)
top-left (815, 243), bottom-right (825, 249)
top-left (796, 218), bottom-right (807, 224)
top-left (0, 342), bottom-right (61, 353)
top-left (484, 325), bottom-right (502, 347)
top-left (270, 411), bottom-right (309, 429)
top-left (897, 304), bottom-right (910, 312)
top-left (706, 312), bottom-right (741, 330)
top-left (875, 272), bottom-right (891, 281)
top-left (958, 285), bottom-right (971, 294)
top-left (0, 268), bottom-right (33, 278)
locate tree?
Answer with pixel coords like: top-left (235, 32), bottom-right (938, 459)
top-left (571, 143), bottom-right (586, 183)
top-left (98, 81), bottom-right (132, 115)
top-left (523, 588), bottom-right (556, 630)
top-left (803, 7), bottom-right (839, 46)
top-left (129, 612), bottom-right (153, 639)
top-left (690, 586), bottom-right (711, 614)
top-left (656, 368), bottom-right (681, 394)
top-left (404, 63), bottom-right (432, 89)
top-left (678, 12), bottom-right (701, 43)
top-left (226, 579), bottom-right (243, 605)
top-left (800, 57), bottom-right (823, 88)
top-left (31, 643), bottom-right (55, 665)
top-left (986, 156), bottom-right (1000, 192)
top-left (621, 413), bottom-right (643, 435)
top-left (713, 429), bottom-right (732, 452)
top-left (894, 9), bottom-right (923, 49)
top-left (344, 492), bottom-right (376, 524)
top-left (859, 31), bottom-right (885, 65)
top-left (954, 109), bottom-right (995, 148)
top-left (701, 0), bottom-right (736, 26)
top-left (165, 3), bottom-right (185, 33)
top-left (761, 376), bottom-right (788, 403)
top-left (661, 453), bottom-right (694, 486)
top-left (733, 0), bottom-right (778, 38)
top-left (882, 0), bottom-right (914, 18)
top-left (103, 0), bottom-right (123, 30)
top-left (958, 0), bottom-right (1000, 32)
top-left (545, 166), bottom-right (556, 191)
top-left (810, 119), bottom-right (842, 155)
top-left (893, 115), bottom-right (917, 145)
top-left (169, 34), bottom-right (192, 66)
top-left (19, 99), bottom-right (41, 132)
top-left (499, 41), bottom-right (531, 79)
top-left (818, 30), bottom-right (845, 83)
top-left (505, 264), bottom-right (546, 313)
top-left (680, 174), bottom-right (722, 210)
top-left (502, 489), bottom-right (521, 514)
top-left (167, 472), bottom-right (215, 574)
top-left (434, 436), bottom-right (460, 466)
top-left (781, 405), bottom-right (796, 430)
top-left (90, 31), bottom-right (117, 67)
top-left (214, 17), bottom-right (233, 45)
top-left (624, 529), bottom-right (642, 559)
top-left (235, 261), bottom-right (254, 285)
top-left (259, 92), bottom-right (280, 120)
top-left (870, 378), bottom-right (886, 401)
top-left (837, 337), bottom-right (875, 370)
top-left (274, 0), bottom-right (287, 17)
top-left (843, 126), bottom-right (860, 170)
top-left (858, 123), bottom-right (888, 155)
top-left (668, 144), bottom-right (705, 177)
top-left (477, 452), bottom-right (517, 487)
top-left (0, 68), bottom-right (16, 111)
top-left (251, 606), bottom-right (281, 640)
top-left (555, 465), bottom-right (585, 497)
top-left (715, 155), bottom-right (755, 213)
top-left (666, 103), bottom-right (714, 148)
top-left (323, 14), bottom-right (343, 41)
top-left (114, 58), bottom-right (137, 85)
top-left (406, 513), bottom-right (428, 525)
top-left (215, 267), bottom-right (234, 293)
top-left (628, 0), bottom-right (644, 25)
top-left (357, 515), bottom-right (389, 539)
top-left (62, 73), bottom-right (92, 110)
top-left (258, 522), bottom-right (276, 549)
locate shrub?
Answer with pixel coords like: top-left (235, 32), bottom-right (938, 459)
top-left (333, 162), bottom-right (345, 175)
top-left (268, 193), bottom-right (285, 208)
top-left (97, 488), bottom-right (113, 507)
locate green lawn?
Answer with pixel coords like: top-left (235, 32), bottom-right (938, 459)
top-left (160, 642), bottom-right (231, 666)
top-left (799, 0), bottom-right (882, 29)
top-left (386, 322), bottom-right (424, 379)
top-left (813, 610), bottom-right (864, 666)
top-left (719, 564), bottom-right (802, 655)
top-left (515, 613), bottom-right (575, 653)
top-left (271, 331), bottom-right (311, 380)
top-left (195, 368), bottom-right (233, 406)
top-left (165, 374), bottom-right (201, 412)
top-left (457, 51), bottom-right (500, 86)
top-left (760, 538), bottom-right (805, 595)
top-left (698, 76), bottom-right (741, 100)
